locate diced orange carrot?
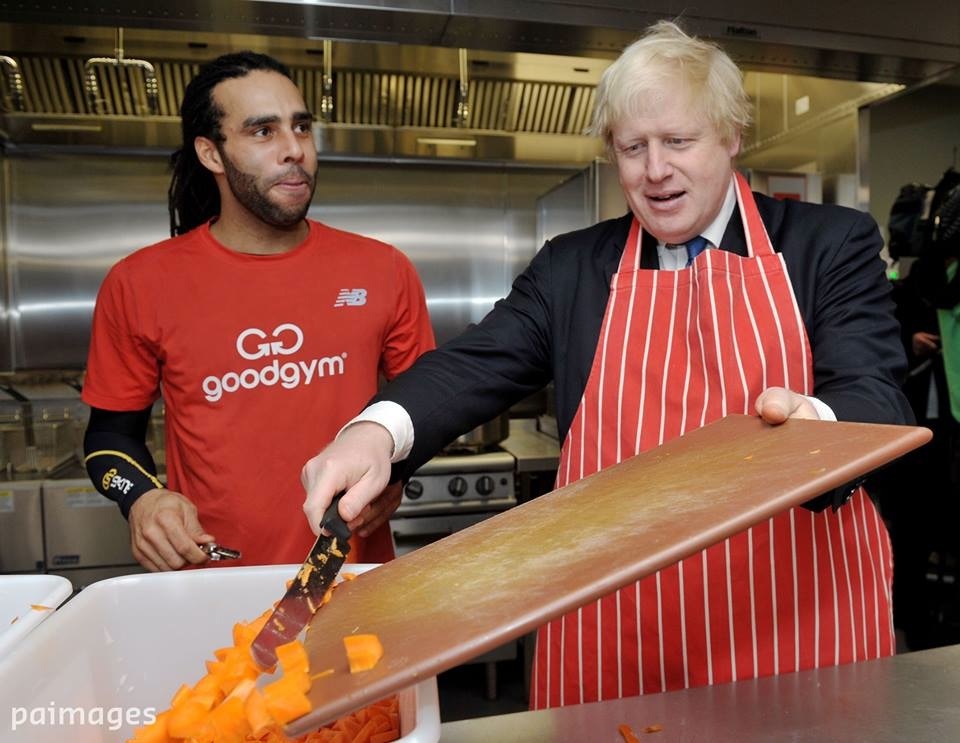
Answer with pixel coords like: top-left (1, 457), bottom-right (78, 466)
top-left (191, 673), bottom-right (226, 708)
top-left (353, 717), bottom-right (380, 743)
top-left (168, 683), bottom-right (192, 708)
top-left (128, 709), bottom-right (171, 742)
top-left (225, 678), bottom-right (256, 703)
top-left (332, 715), bottom-right (361, 735)
top-left (618, 722), bottom-right (641, 743)
top-left (262, 675), bottom-right (311, 724)
top-left (343, 634), bottom-right (384, 673)
top-left (276, 639), bottom-right (309, 676)
top-left (167, 698), bottom-right (214, 738)
top-left (30, 604), bottom-right (52, 611)
top-left (208, 696), bottom-right (251, 743)
top-left (243, 688), bottom-right (274, 737)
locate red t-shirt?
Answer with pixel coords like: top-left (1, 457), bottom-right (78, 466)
top-left (82, 220), bottom-right (435, 566)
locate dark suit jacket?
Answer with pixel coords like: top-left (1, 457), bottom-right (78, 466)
top-left (380, 191), bottom-right (914, 480)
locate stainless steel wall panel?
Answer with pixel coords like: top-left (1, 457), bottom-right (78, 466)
top-left (1, 149), bottom-right (573, 368)
top-left (308, 162), bottom-right (573, 345)
top-left (5, 152), bottom-right (171, 369)
top-left (0, 156), bottom-right (10, 372)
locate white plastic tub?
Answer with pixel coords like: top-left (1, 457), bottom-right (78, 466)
top-left (0, 573), bottom-right (72, 657)
top-left (0, 564), bottom-right (439, 742)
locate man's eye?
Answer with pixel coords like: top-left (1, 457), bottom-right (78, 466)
top-left (253, 127), bottom-right (271, 137)
top-left (294, 122), bottom-right (313, 135)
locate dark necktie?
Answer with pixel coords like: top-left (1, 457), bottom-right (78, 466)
top-left (685, 235), bottom-right (709, 267)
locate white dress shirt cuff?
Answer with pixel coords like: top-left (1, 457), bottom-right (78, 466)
top-left (804, 395), bottom-right (837, 422)
top-left (338, 400), bottom-right (415, 463)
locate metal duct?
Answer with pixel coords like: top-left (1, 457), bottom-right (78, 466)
top-left (0, 43), bottom-right (603, 162)
top-left (2, 53), bottom-right (597, 133)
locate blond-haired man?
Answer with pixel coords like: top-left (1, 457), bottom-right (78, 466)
top-left (300, 22), bottom-right (911, 706)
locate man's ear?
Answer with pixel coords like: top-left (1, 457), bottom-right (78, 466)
top-left (726, 129), bottom-right (742, 159)
top-left (194, 136), bottom-right (225, 174)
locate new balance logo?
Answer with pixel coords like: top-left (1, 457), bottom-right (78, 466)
top-left (334, 288), bottom-right (367, 307)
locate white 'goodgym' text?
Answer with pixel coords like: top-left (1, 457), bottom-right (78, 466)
top-left (201, 355), bottom-right (346, 402)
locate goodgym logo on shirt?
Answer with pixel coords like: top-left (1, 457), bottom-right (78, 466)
top-left (201, 322), bottom-right (347, 402)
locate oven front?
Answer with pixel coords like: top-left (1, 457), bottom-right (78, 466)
top-left (389, 450), bottom-right (516, 557)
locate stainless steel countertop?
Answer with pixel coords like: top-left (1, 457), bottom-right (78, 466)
top-left (440, 644), bottom-right (960, 742)
top-left (501, 418), bottom-right (560, 473)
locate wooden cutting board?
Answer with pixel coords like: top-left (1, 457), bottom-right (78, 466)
top-left (290, 415), bottom-right (929, 733)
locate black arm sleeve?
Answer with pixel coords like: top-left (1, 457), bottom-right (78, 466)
top-left (83, 406), bottom-right (163, 518)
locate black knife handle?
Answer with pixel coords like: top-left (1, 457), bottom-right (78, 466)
top-left (321, 491), bottom-right (352, 549)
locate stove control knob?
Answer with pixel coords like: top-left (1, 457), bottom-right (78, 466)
top-left (448, 476), bottom-right (468, 498)
top-left (476, 475), bottom-right (495, 496)
top-left (404, 480), bottom-right (424, 500)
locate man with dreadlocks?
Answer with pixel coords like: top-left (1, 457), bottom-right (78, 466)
top-left (80, 52), bottom-right (435, 571)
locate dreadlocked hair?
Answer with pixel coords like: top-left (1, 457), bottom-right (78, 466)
top-left (168, 51), bottom-right (293, 236)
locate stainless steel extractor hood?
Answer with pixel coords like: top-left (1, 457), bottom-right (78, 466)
top-left (0, 1), bottom-right (957, 161)
top-left (0, 23), bottom-right (608, 162)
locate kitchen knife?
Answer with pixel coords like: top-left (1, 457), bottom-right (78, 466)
top-left (250, 493), bottom-right (351, 670)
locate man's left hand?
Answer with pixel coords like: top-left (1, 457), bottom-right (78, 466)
top-left (754, 387), bottom-right (820, 424)
top-left (345, 481), bottom-right (403, 538)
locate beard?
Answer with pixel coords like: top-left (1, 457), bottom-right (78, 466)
top-left (219, 149), bottom-right (316, 229)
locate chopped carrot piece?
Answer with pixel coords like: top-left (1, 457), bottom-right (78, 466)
top-left (167, 698), bottom-right (215, 738)
top-left (276, 639), bottom-right (309, 676)
top-left (343, 634), bottom-right (384, 673)
top-left (332, 715), bottom-right (361, 735)
top-left (353, 717), bottom-right (380, 743)
top-left (644, 723), bottom-right (664, 733)
top-left (30, 604), bottom-right (52, 611)
top-left (191, 673), bottom-right (226, 708)
top-left (243, 688), bottom-right (273, 737)
top-left (225, 678), bottom-right (256, 703)
top-left (169, 683), bottom-right (192, 708)
top-left (618, 723), bottom-right (641, 743)
top-left (209, 696), bottom-right (251, 743)
top-left (128, 709), bottom-right (171, 742)
top-left (262, 675), bottom-right (311, 725)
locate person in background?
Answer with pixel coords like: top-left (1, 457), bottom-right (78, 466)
top-left (300, 21), bottom-right (912, 705)
top-left (81, 51), bottom-right (435, 571)
top-left (886, 183), bottom-right (960, 648)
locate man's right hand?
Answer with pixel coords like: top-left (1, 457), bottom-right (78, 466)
top-left (128, 489), bottom-right (215, 571)
top-left (301, 422), bottom-right (395, 535)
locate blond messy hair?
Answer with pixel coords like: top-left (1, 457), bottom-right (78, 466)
top-left (590, 20), bottom-right (751, 150)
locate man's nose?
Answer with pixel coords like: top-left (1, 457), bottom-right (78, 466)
top-left (645, 143), bottom-right (672, 181)
top-left (279, 129), bottom-right (306, 162)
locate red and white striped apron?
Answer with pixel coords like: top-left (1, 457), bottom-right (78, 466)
top-left (531, 172), bottom-right (895, 709)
